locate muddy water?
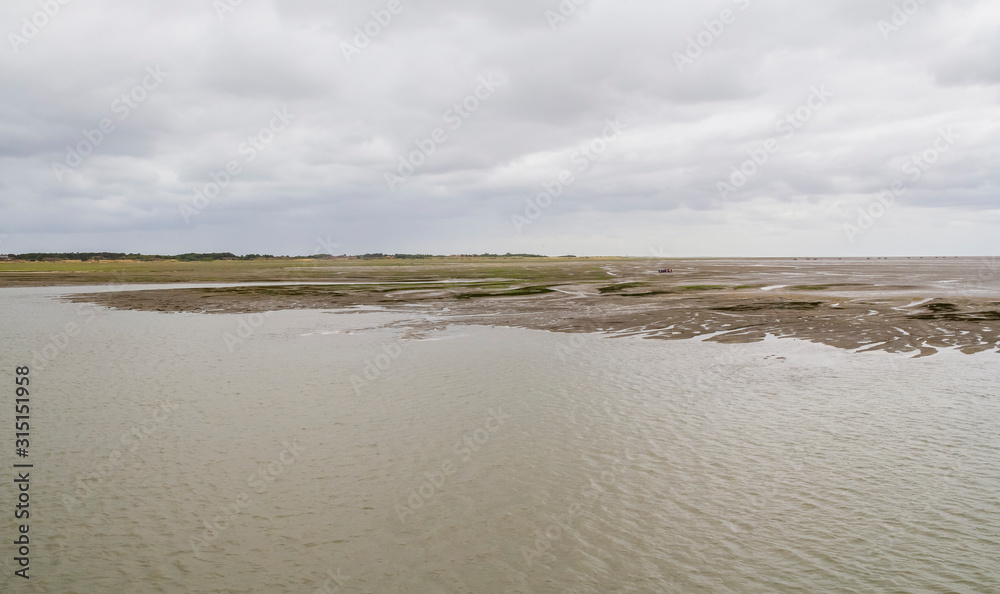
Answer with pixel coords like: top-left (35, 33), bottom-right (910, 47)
top-left (1, 287), bottom-right (998, 592)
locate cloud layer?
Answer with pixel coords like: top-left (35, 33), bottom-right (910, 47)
top-left (2, 0), bottom-right (998, 256)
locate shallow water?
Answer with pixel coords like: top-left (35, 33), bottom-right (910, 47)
top-left (1, 288), bottom-right (998, 592)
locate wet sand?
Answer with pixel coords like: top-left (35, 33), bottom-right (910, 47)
top-left (63, 258), bottom-right (1000, 357)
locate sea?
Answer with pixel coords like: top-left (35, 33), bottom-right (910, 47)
top-left (1, 284), bottom-right (998, 593)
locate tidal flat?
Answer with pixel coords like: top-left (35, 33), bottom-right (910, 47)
top-left (22, 256), bottom-right (1000, 357)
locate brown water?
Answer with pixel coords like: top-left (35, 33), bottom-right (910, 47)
top-left (1, 287), bottom-right (999, 592)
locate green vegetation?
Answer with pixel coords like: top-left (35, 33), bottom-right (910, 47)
top-left (598, 282), bottom-right (645, 294)
top-left (377, 283), bottom-right (499, 293)
top-left (788, 284), bottom-right (865, 291)
top-left (621, 291), bottom-right (674, 297)
top-left (195, 286), bottom-right (345, 297)
top-left (712, 301), bottom-right (824, 312)
top-left (459, 253), bottom-right (546, 258)
top-left (0, 256), bottom-right (615, 288)
top-left (194, 281), bottom-right (523, 298)
top-left (909, 302), bottom-right (1000, 321)
top-left (3, 252), bottom-right (551, 262)
top-left (680, 285), bottom-right (727, 291)
top-left (910, 311), bottom-right (1000, 321)
top-left (8, 252), bottom-right (274, 262)
top-left (455, 285), bottom-right (555, 299)
top-left (351, 252), bottom-right (545, 259)
top-left (925, 302), bottom-right (957, 313)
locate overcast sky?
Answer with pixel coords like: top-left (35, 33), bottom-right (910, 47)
top-left (1, 0), bottom-right (998, 256)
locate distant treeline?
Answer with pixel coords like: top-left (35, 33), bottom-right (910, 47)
top-left (4, 252), bottom-right (553, 262)
top-left (465, 253), bottom-right (547, 258)
top-left (350, 253), bottom-right (547, 260)
top-left (7, 252), bottom-right (273, 262)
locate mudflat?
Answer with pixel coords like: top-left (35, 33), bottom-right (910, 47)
top-left (33, 256), bottom-right (1000, 356)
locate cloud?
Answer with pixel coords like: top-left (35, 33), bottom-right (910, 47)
top-left (0, 0), bottom-right (998, 255)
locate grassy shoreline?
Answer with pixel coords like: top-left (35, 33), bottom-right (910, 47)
top-left (0, 256), bottom-right (618, 287)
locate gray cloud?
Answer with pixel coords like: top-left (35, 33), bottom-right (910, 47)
top-left (1, 0), bottom-right (998, 256)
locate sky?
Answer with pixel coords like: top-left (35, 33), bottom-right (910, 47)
top-left (1, 0), bottom-right (998, 257)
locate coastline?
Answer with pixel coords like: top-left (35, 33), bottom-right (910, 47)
top-left (50, 258), bottom-right (1000, 357)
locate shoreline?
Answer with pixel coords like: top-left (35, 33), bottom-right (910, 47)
top-left (57, 258), bottom-right (1000, 357)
